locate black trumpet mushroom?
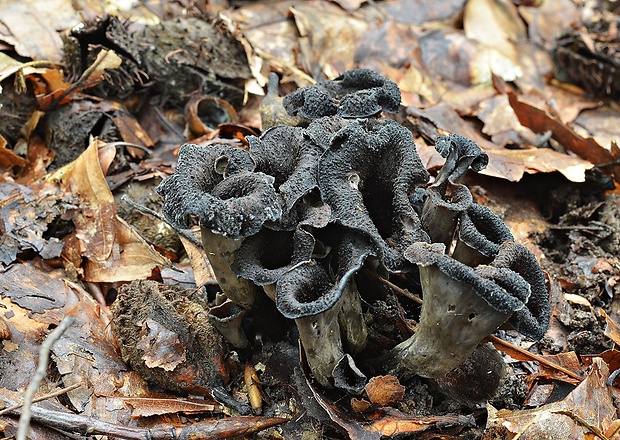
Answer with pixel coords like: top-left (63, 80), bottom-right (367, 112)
top-left (380, 135), bottom-right (550, 379)
top-left (155, 69), bottom-right (550, 394)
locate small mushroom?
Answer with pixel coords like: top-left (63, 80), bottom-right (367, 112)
top-left (318, 118), bottom-right (430, 272)
top-left (386, 240), bottom-right (548, 379)
top-left (259, 72), bottom-right (309, 128)
top-left (283, 69), bottom-right (401, 119)
top-left (208, 299), bottom-right (249, 349)
top-left (157, 143), bottom-right (282, 310)
top-left (420, 133), bottom-right (489, 248)
top-left (275, 229), bottom-right (372, 388)
top-left (185, 95), bottom-right (237, 137)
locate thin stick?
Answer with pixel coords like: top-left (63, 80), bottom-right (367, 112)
top-left (371, 272), bottom-right (584, 383)
top-left (121, 195), bottom-right (203, 248)
top-left (17, 316), bottom-right (75, 440)
top-left (486, 335), bottom-right (583, 382)
top-left (364, 271), bottom-right (422, 305)
top-left (0, 383), bottom-right (81, 416)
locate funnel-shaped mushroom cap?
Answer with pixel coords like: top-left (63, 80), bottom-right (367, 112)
top-left (318, 119), bottom-right (430, 272)
top-left (283, 69), bottom-right (401, 119)
top-left (405, 241), bottom-right (549, 339)
top-left (433, 134), bottom-right (489, 189)
top-left (276, 229), bottom-right (373, 319)
top-left (248, 125), bottom-right (323, 212)
top-left (156, 144), bottom-right (281, 239)
top-left (232, 227), bottom-right (315, 286)
top-left (452, 203), bottom-right (514, 266)
top-left (385, 240), bottom-right (549, 378)
top-left (480, 241), bottom-right (550, 340)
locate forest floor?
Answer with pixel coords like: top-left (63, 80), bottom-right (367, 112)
top-left (1, 0), bottom-right (620, 439)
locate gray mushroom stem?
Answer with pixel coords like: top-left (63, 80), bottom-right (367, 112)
top-left (295, 304), bottom-right (344, 386)
top-left (389, 260), bottom-right (511, 378)
top-left (337, 278), bottom-right (367, 354)
top-left (294, 278), bottom-right (367, 387)
top-left (201, 228), bottom-right (258, 310)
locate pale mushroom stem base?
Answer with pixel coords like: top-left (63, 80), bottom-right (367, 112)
top-left (201, 227), bottom-right (258, 310)
top-left (388, 264), bottom-right (511, 379)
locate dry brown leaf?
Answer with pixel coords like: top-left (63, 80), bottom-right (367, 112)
top-left (508, 91), bottom-right (620, 182)
top-left (409, 103), bottom-right (593, 181)
top-left (364, 375), bottom-right (405, 407)
top-left (83, 216), bottom-right (170, 282)
top-left (40, 138), bottom-right (168, 281)
top-left (463, 0), bottom-right (525, 82)
top-left (601, 309), bottom-right (620, 346)
top-left (0, 1), bottom-right (65, 61)
top-left (135, 318), bottom-right (186, 372)
top-left (365, 408), bottom-right (468, 437)
top-left (31, 50), bottom-right (122, 110)
top-left (123, 397), bottom-right (218, 419)
top-left (464, 0), bottom-right (526, 60)
top-left (179, 233), bottom-right (217, 287)
top-left (484, 358), bottom-right (616, 439)
top-left (518, 0), bottom-right (580, 50)
top-left (573, 107), bottom-right (620, 152)
top-left (291, 2), bottom-right (368, 78)
top-left (47, 139), bottom-right (116, 262)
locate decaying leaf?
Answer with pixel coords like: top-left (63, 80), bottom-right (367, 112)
top-left (364, 375), bottom-right (405, 407)
top-left (484, 358), bottom-right (616, 439)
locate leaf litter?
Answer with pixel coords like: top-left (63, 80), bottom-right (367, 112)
top-left (1, 0), bottom-right (620, 439)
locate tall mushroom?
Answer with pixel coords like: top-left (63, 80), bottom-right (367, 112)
top-left (318, 118), bottom-right (430, 272)
top-left (378, 134), bottom-right (549, 379)
top-left (275, 228), bottom-right (373, 390)
top-left (157, 143), bottom-right (282, 310)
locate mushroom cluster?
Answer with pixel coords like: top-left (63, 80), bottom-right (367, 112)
top-left (157, 69), bottom-right (550, 391)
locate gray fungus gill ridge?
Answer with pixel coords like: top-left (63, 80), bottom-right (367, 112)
top-left (156, 69), bottom-right (551, 391)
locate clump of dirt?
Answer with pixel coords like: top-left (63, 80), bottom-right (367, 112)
top-left (111, 280), bottom-right (232, 395)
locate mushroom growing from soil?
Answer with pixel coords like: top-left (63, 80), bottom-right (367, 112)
top-left (153, 69), bottom-right (550, 396)
top-left (378, 135), bottom-right (550, 379)
top-left (156, 143), bottom-right (281, 310)
top-left (274, 227), bottom-right (372, 390)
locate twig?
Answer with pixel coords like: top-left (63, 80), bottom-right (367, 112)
top-left (17, 316), bottom-right (75, 440)
top-left (0, 383), bottom-right (81, 416)
top-left (363, 270), bottom-right (423, 305)
top-left (121, 195), bottom-right (203, 248)
top-left (486, 335), bottom-right (583, 383)
top-left (4, 401), bottom-right (287, 439)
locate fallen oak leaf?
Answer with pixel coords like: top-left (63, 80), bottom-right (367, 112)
top-left (45, 138), bottom-right (116, 263)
